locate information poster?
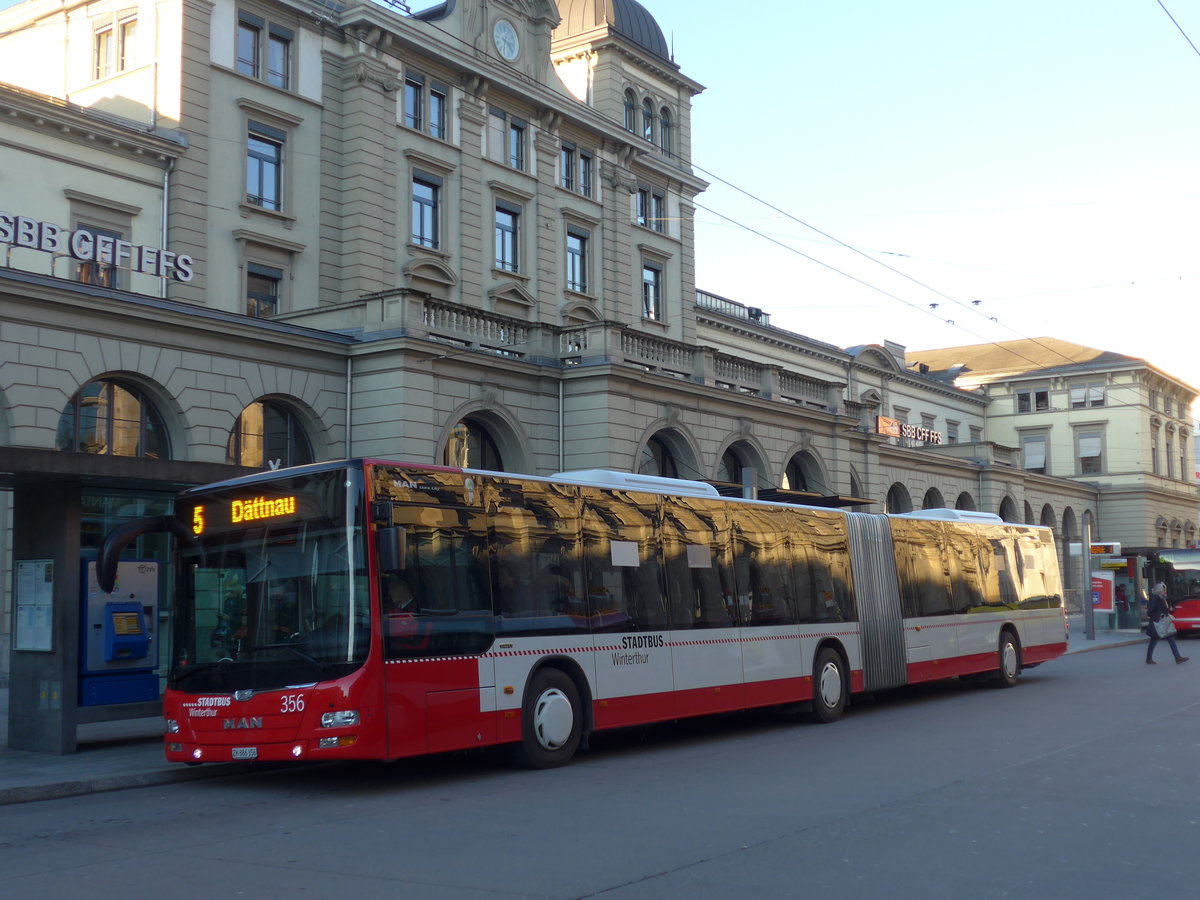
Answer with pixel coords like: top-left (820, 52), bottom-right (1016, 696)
top-left (15, 559), bottom-right (54, 651)
top-left (1090, 571), bottom-right (1114, 614)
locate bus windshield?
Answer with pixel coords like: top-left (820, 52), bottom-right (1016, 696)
top-left (170, 466), bottom-right (369, 694)
top-left (1153, 550), bottom-right (1200, 601)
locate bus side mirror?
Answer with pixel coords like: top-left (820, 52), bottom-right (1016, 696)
top-left (377, 526), bottom-right (407, 574)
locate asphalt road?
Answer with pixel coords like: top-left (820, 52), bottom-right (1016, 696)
top-left (0, 641), bottom-right (1195, 899)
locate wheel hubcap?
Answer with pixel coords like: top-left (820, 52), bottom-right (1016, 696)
top-left (818, 662), bottom-right (842, 708)
top-left (533, 688), bottom-right (573, 750)
top-left (1002, 643), bottom-right (1017, 678)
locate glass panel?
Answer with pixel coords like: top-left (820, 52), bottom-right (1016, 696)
top-left (109, 382), bottom-right (142, 457)
top-left (236, 23), bottom-right (259, 77)
top-left (267, 33), bottom-right (289, 88)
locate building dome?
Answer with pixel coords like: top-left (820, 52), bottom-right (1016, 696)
top-left (555, 0), bottom-right (672, 63)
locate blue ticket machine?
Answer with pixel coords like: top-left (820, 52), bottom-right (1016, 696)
top-left (80, 560), bottom-right (160, 706)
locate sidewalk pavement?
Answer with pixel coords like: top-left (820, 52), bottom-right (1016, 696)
top-left (0, 617), bottom-right (1150, 806)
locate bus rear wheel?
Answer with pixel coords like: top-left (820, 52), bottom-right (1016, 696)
top-left (513, 668), bottom-right (582, 768)
top-left (812, 647), bottom-right (847, 723)
top-left (996, 631), bottom-right (1021, 688)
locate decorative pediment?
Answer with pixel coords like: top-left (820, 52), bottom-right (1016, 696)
top-left (403, 257), bottom-right (457, 300)
top-left (488, 280), bottom-right (537, 318)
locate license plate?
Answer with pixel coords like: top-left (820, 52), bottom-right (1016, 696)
top-left (232, 747), bottom-right (258, 760)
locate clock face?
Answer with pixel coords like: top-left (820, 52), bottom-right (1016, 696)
top-left (493, 19), bottom-right (520, 61)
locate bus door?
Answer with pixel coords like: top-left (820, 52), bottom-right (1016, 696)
top-left (377, 501), bottom-right (496, 758)
top-left (663, 497), bottom-right (743, 715)
top-left (581, 489), bottom-right (676, 729)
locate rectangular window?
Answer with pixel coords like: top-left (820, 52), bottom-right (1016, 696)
top-left (1070, 382), bottom-right (1105, 409)
top-left (266, 26), bottom-right (291, 89)
top-left (566, 229), bottom-right (588, 293)
top-left (76, 226), bottom-right (121, 288)
top-left (247, 122), bottom-right (284, 211)
top-left (495, 203), bottom-right (519, 272)
top-left (509, 118), bottom-right (527, 170)
top-left (246, 263), bottom-right (282, 317)
top-left (237, 13), bottom-right (290, 89)
top-left (946, 420), bottom-right (959, 445)
top-left (969, 426), bottom-right (982, 442)
top-left (1151, 428), bottom-right (1160, 475)
top-left (642, 263), bottom-right (662, 320)
top-left (1167, 434), bottom-right (1176, 479)
top-left (560, 145), bottom-right (575, 191)
top-left (429, 85), bottom-right (447, 139)
top-left (1077, 430), bottom-right (1103, 475)
top-left (1016, 388), bottom-right (1049, 413)
top-left (635, 189), bottom-right (649, 227)
top-left (1022, 434), bottom-right (1047, 474)
top-left (578, 151), bottom-right (592, 197)
top-left (404, 77), bottom-right (424, 131)
top-left (406, 75), bottom-right (448, 139)
top-left (412, 175), bottom-right (440, 248)
top-left (651, 192), bottom-right (666, 232)
top-left (95, 17), bottom-right (136, 79)
top-left (119, 18), bottom-right (137, 71)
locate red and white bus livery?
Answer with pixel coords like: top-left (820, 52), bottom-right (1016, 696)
top-left (98, 460), bottom-right (1068, 768)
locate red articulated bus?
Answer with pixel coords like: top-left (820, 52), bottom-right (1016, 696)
top-left (97, 459), bottom-right (1068, 769)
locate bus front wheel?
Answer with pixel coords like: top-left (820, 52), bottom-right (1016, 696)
top-left (812, 647), bottom-right (847, 723)
top-left (514, 668), bottom-right (582, 768)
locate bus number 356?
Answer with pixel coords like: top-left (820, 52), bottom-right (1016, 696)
top-left (281, 694), bottom-right (305, 713)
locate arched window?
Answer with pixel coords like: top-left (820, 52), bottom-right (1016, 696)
top-left (444, 417), bottom-right (503, 470)
top-left (227, 401), bottom-right (313, 468)
top-left (782, 459), bottom-right (808, 492)
top-left (922, 488), bottom-right (945, 509)
top-left (56, 379), bottom-right (169, 459)
top-left (658, 107), bottom-right (672, 156)
top-left (716, 448), bottom-right (744, 485)
top-left (638, 435), bottom-right (678, 478)
top-left (623, 89), bottom-right (637, 132)
top-left (885, 483), bottom-right (913, 514)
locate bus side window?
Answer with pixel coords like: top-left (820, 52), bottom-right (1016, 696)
top-left (581, 489), bottom-right (664, 632)
top-left (660, 497), bottom-right (732, 630)
top-left (891, 519), bottom-right (952, 618)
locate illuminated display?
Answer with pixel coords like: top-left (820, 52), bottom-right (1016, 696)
top-left (231, 495), bottom-right (298, 524)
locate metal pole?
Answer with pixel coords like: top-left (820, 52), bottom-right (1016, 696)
top-left (1082, 513), bottom-right (1095, 640)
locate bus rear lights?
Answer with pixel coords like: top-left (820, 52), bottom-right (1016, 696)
top-left (165, 719), bottom-right (180, 734)
top-left (318, 736), bottom-right (357, 749)
top-left (320, 710), bottom-right (360, 728)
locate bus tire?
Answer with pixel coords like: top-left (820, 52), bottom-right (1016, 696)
top-left (514, 668), bottom-right (582, 769)
top-left (996, 631), bottom-right (1021, 688)
top-left (812, 646), bottom-right (847, 723)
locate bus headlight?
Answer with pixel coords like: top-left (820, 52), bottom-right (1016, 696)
top-left (320, 710), bottom-right (360, 728)
top-left (165, 719), bottom-right (180, 734)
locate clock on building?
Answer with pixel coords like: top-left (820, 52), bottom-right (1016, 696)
top-left (493, 19), bottom-right (520, 61)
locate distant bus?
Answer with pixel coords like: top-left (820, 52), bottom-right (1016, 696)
top-left (98, 459), bottom-right (1067, 768)
top-left (1144, 549), bottom-right (1200, 633)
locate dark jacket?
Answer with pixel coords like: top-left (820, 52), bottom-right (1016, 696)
top-left (1147, 592), bottom-right (1170, 623)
